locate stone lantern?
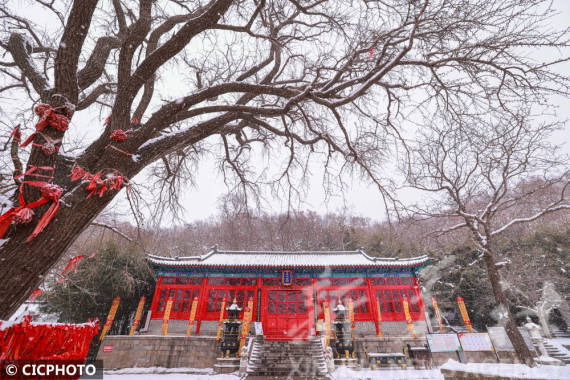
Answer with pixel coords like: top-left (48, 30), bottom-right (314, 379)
top-left (220, 299), bottom-right (242, 357)
top-left (332, 299), bottom-right (354, 358)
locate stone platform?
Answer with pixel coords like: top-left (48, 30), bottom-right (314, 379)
top-left (96, 335), bottom-right (218, 369)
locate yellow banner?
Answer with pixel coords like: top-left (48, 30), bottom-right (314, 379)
top-left (186, 296), bottom-right (199, 337)
top-left (100, 296), bottom-right (121, 342)
top-left (129, 297), bottom-right (146, 336)
top-left (162, 297), bottom-right (173, 336)
top-left (216, 297), bottom-right (227, 342)
top-left (403, 298), bottom-right (417, 338)
top-left (348, 297), bottom-right (355, 339)
top-left (376, 299), bottom-right (383, 338)
top-left (457, 296), bottom-right (473, 333)
top-left (324, 301), bottom-right (331, 352)
top-left (432, 297), bottom-right (444, 333)
top-left (238, 303), bottom-right (253, 356)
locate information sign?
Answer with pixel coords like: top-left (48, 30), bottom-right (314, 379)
top-left (426, 333), bottom-right (461, 353)
top-left (487, 327), bottom-right (514, 351)
top-left (458, 333), bottom-right (494, 351)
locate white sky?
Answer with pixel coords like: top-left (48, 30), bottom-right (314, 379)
top-left (2, 0), bottom-right (569, 225)
top-left (158, 0), bottom-right (570, 224)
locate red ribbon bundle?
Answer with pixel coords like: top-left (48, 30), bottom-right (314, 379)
top-left (58, 255), bottom-right (86, 283)
top-left (20, 104), bottom-right (69, 149)
top-left (69, 164), bottom-right (125, 198)
top-left (0, 181), bottom-right (63, 242)
top-left (0, 316), bottom-right (100, 361)
top-left (110, 128), bottom-right (130, 142)
top-left (29, 288), bottom-right (43, 302)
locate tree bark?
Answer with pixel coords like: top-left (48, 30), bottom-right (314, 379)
top-left (0, 187), bottom-right (118, 319)
top-left (483, 248), bottom-right (535, 366)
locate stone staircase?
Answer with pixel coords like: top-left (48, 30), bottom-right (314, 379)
top-left (542, 340), bottom-right (570, 365)
top-left (551, 329), bottom-right (570, 339)
top-left (246, 337), bottom-right (330, 379)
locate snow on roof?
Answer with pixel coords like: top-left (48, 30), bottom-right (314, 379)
top-left (146, 247), bottom-right (429, 269)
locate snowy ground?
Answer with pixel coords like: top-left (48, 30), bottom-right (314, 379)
top-left (101, 361), bottom-right (570, 380)
top-left (99, 338), bottom-right (570, 379)
top-left (102, 367), bottom-right (445, 379)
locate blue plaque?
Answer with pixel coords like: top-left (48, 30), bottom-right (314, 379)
top-left (282, 270), bottom-right (293, 286)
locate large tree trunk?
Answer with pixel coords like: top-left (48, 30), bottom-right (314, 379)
top-left (0, 190), bottom-right (116, 319)
top-left (483, 248), bottom-right (535, 366)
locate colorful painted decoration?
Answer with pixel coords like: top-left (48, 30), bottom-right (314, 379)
top-left (216, 296), bottom-right (227, 342)
top-left (457, 296), bottom-right (473, 333)
top-left (162, 297), bottom-right (174, 336)
top-left (281, 270), bottom-right (292, 286)
top-left (403, 296), bottom-right (417, 338)
top-left (376, 299), bottom-right (383, 338)
top-left (323, 301), bottom-right (331, 352)
top-left (129, 297), bottom-right (146, 336)
top-left (432, 296), bottom-right (444, 333)
top-left (100, 296), bottom-right (121, 342)
top-left (186, 296), bottom-right (199, 337)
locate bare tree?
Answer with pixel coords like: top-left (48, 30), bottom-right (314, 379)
top-left (0, 0), bottom-right (568, 325)
top-left (403, 110), bottom-right (569, 364)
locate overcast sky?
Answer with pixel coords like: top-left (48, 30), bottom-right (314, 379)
top-left (2, 0), bottom-right (569, 226)
top-left (107, 0), bottom-right (570, 225)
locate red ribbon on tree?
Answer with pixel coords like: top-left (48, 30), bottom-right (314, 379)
top-left (29, 288), bottom-right (43, 302)
top-left (0, 181), bottom-right (63, 242)
top-left (110, 129), bottom-right (131, 142)
top-left (20, 104), bottom-right (69, 150)
top-left (58, 255), bottom-right (86, 283)
top-left (69, 164), bottom-right (125, 198)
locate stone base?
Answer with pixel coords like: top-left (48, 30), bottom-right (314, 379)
top-left (334, 358), bottom-right (359, 369)
top-left (353, 336), bottom-right (426, 368)
top-left (353, 321), bottom-right (429, 338)
top-left (213, 357), bottom-right (241, 374)
top-left (96, 335), bottom-right (218, 369)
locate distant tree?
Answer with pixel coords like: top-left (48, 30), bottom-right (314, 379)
top-left (403, 112), bottom-right (569, 364)
top-left (39, 242), bottom-right (155, 358)
top-left (0, 0), bottom-right (568, 318)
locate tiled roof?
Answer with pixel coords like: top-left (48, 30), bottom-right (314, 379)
top-left (146, 247), bottom-right (429, 269)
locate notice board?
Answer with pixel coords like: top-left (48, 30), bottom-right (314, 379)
top-left (458, 333), bottom-right (494, 351)
top-left (426, 333), bottom-right (461, 352)
top-left (487, 326), bottom-right (515, 351)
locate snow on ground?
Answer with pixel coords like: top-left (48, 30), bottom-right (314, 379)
top-left (100, 362), bottom-right (570, 380)
top-left (441, 359), bottom-right (570, 379)
top-left (101, 367), bottom-right (239, 379)
top-left (332, 367), bottom-right (443, 379)
top-left (548, 337), bottom-right (570, 356)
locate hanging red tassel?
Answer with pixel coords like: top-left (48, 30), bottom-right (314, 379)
top-left (18, 104), bottom-right (70, 154)
top-left (0, 181), bottom-right (61, 241)
top-left (13, 208), bottom-right (35, 224)
top-left (110, 129), bottom-right (130, 142)
top-left (29, 288), bottom-right (42, 302)
top-left (34, 104), bottom-right (69, 132)
top-left (25, 183), bottom-right (63, 242)
top-left (68, 164), bottom-right (126, 199)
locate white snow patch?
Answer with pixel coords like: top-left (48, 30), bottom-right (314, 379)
top-left (332, 367), bottom-right (443, 379)
top-left (103, 367), bottom-right (238, 379)
top-left (440, 359), bottom-right (570, 379)
top-left (175, 97), bottom-right (184, 104)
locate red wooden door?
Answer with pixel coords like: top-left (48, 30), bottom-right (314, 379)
top-left (264, 288), bottom-right (312, 340)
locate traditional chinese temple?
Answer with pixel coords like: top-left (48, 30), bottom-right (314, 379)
top-left (145, 247), bottom-right (430, 340)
